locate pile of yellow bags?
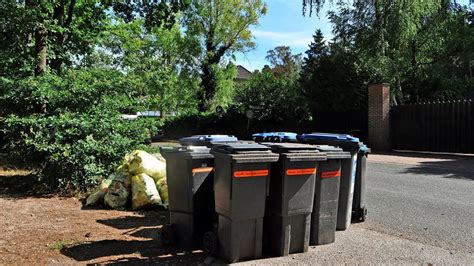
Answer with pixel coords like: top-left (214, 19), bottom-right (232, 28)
top-left (85, 150), bottom-right (169, 210)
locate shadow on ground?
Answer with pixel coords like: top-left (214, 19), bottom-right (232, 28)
top-left (61, 212), bottom-right (212, 265)
top-left (379, 152), bottom-right (474, 180)
top-left (0, 173), bottom-right (55, 199)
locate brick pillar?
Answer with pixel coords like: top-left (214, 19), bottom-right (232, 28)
top-left (368, 83), bottom-right (391, 151)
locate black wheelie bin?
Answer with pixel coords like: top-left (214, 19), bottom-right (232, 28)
top-left (160, 146), bottom-right (215, 248)
top-left (352, 144), bottom-right (370, 222)
top-left (262, 143), bottom-right (327, 256)
top-left (205, 142), bottom-right (279, 263)
top-left (310, 145), bottom-right (351, 245)
top-left (298, 133), bottom-right (360, 230)
top-left (179, 135), bottom-right (238, 147)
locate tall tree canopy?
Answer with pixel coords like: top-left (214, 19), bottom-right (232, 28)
top-left (302, 0), bottom-right (473, 103)
top-left (183, 0), bottom-right (267, 111)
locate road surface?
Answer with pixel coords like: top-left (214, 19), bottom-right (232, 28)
top-left (239, 154), bottom-right (474, 264)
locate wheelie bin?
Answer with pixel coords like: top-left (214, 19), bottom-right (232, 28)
top-left (352, 144), bottom-right (370, 222)
top-left (179, 135), bottom-right (238, 147)
top-left (252, 132), bottom-right (298, 143)
top-left (262, 143), bottom-right (327, 256)
top-left (298, 133), bottom-right (361, 230)
top-left (205, 142), bottom-right (279, 263)
top-left (160, 146), bottom-right (215, 248)
top-left (309, 145), bottom-right (350, 245)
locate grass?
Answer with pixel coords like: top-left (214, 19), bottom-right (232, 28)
top-left (47, 239), bottom-right (82, 250)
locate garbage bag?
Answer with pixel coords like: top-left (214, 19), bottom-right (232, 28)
top-left (131, 173), bottom-right (162, 210)
top-left (123, 150), bottom-right (166, 182)
top-left (104, 172), bottom-right (131, 209)
top-left (156, 178), bottom-right (168, 208)
top-left (85, 179), bottom-right (112, 206)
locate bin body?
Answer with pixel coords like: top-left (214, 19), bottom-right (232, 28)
top-left (161, 146), bottom-right (215, 248)
top-left (252, 132), bottom-right (297, 143)
top-left (179, 135), bottom-right (238, 147)
top-left (262, 143), bottom-right (326, 256)
top-left (211, 142), bottom-right (279, 263)
top-left (352, 145), bottom-right (370, 221)
top-left (298, 133), bottom-right (361, 230)
top-left (309, 145), bottom-right (351, 245)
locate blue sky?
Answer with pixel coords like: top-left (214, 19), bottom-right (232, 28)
top-left (235, 0), bottom-right (472, 72)
top-left (235, 0), bottom-right (334, 71)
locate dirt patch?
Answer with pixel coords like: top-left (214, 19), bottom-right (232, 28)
top-left (0, 191), bottom-right (207, 264)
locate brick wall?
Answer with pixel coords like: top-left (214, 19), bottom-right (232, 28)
top-left (368, 84), bottom-right (391, 151)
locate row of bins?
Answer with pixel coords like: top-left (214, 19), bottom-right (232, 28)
top-left (160, 134), bottom-right (369, 263)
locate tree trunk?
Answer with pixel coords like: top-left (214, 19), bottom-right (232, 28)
top-left (50, 0), bottom-right (66, 73)
top-left (34, 28), bottom-right (47, 76)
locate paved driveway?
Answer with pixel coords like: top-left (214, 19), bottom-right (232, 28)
top-left (239, 153), bottom-right (474, 264)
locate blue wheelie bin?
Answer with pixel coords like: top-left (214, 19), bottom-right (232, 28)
top-left (252, 132), bottom-right (298, 143)
top-left (179, 135), bottom-right (238, 147)
top-left (297, 133), bottom-right (362, 230)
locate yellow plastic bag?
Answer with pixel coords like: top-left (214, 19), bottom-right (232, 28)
top-left (131, 173), bottom-right (162, 210)
top-left (85, 179), bottom-right (112, 206)
top-left (104, 173), bottom-right (131, 209)
top-left (123, 150), bottom-right (166, 182)
top-left (156, 178), bottom-right (168, 208)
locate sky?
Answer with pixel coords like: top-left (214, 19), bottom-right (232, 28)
top-left (234, 0), bottom-right (334, 71)
top-left (234, 0), bottom-right (472, 72)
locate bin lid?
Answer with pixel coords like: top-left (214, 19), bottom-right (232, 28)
top-left (313, 145), bottom-right (351, 159)
top-left (160, 146), bottom-right (212, 159)
top-left (263, 142), bottom-right (318, 153)
top-left (359, 144), bottom-right (371, 153)
top-left (298, 132), bottom-right (360, 143)
top-left (179, 135), bottom-right (238, 146)
top-left (253, 132), bottom-right (297, 140)
top-left (211, 141), bottom-right (271, 154)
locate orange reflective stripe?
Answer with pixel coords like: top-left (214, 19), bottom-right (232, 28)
top-left (192, 167), bottom-right (214, 174)
top-left (321, 170), bottom-right (341, 178)
top-left (286, 168), bottom-right (316, 176)
top-left (234, 169), bottom-right (269, 178)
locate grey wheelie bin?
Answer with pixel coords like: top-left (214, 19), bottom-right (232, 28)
top-left (262, 143), bottom-right (327, 256)
top-left (352, 144), bottom-right (370, 222)
top-left (160, 146), bottom-right (215, 248)
top-left (179, 135), bottom-right (238, 147)
top-left (298, 133), bottom-right (360, 230)
top-left (310, 145), bottom-right (351, 245)
top-left (206, 142), bottom-right (279, 263)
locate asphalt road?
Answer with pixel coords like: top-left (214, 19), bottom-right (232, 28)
top-left (363, 161), bottom-right (474, 253)
top-left (239, 156), bottom-right (474, 264)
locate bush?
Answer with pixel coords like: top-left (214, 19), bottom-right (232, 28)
top-left (0, 69), bottom-right (163, 192)
top-left (1, 110), bottom-right (157, 192)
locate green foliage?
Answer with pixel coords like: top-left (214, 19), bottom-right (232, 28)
top-left (234, 66), bottom-right (309, 124)
top-left (325, 0), bottom-right (473, 103)
top-left (300, 31), bottom-right (369, 113)
top-left (184, 0), bottom-right (267, 110)
top-left (0, 69), bottom-right (161, 192)
top-left (265, 46), bottom-right (303, 77)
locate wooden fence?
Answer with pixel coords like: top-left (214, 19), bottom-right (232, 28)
top-left (391, 100), bottom-right (474, 153)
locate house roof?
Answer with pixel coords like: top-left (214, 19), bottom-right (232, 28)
top-left (236, 65), bottom-right (252, 81)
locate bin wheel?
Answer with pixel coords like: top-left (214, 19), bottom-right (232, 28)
top-left (203, 231), bottom-right (218, 255)
top-left (361, 207), bottom-right (367, 222)
top-left (160, 224), bottom-right (175, 246)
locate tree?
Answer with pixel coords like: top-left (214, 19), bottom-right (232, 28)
top-left (183, 0), bottom-right (267, 111)
top-left (94, 18), bottom-right (200, 114)
top-left (301, 29), bottom-right (326, 77)
top-left (0, 1), bottom-right (188, 78)
top-left (302, 0), bottom-right (473, 103)
top-left (265, 46), bottom-right (303, 76)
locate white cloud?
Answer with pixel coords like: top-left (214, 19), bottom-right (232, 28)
top-left (252, 29), bottom-right (313, 48)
